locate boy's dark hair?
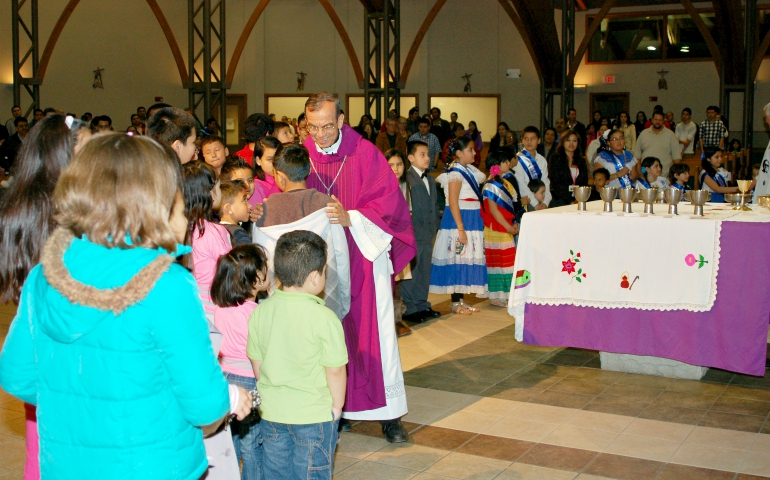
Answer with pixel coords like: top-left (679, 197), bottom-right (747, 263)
top-left (668, 162), bottom-right (690, 184)
top-left (211, 244), bottom-right (268, 308)
top-left (274, 230), bottom-right (327, 288)
top-left (201, 135), bottom-right (225, 149)
top-left (593, 167), bottom-right (610, 181)
top-left (244, 113), bottom-right (274, 142)
top-left (407, 140), bottom-right (428, 157)
top-left (253, 136), bottom-right (283, 180)
top-left (273, 145), bottom-right (310, 182)
top-left (14, 116), bottom-right (28, 127)
top-left (43, 107), bottom-right (57, 115)
top-left (707, 105), bottom-right (720, 114)
top-left (528, 178), bottom-right (546, 192)
top-left (501, 145), bottom-right (517, 161)
top-left (221, 156), bottom-right (253, 180)
top-left (416, 117), bottom-right (430, 126)
top-left (453, 123), bottom-right (465, 132)
top-left (206, 117), bottom-right (217, 126)
top-left (298, 113), bottom-right (306, 122)
top-left (147, 107), bottom-right (196, 146)
top-left (682, 107), bottom-right (692, 115)
top-left (219, 179), bottom-right (249, 211)
top-left (522, 125), bottom-right (541, 138)
top-left (273, 121), bottom-right (291, 131)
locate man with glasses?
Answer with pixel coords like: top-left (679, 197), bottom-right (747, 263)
top-left (634, 111), bottom-right (681, 175)
top-left (302, 92), bottom-right (416, 444)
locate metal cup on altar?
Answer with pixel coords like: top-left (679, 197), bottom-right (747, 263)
top-left (689, 189), bottom-right (710, 216)
top-left (574, 186), bottom-right (592, 211)
top-left (618, 188), bottom-right (635, 213)
top-left (639, 187), bottom-right (659, 214)
top-left (737, 180), bottom-right (753, 211)
top-left (664, 188), bottom-right (682, 215)
top-left (655, 189), bottom-right (666, 204)
top-left (599, 186), bottom-right (618, 212)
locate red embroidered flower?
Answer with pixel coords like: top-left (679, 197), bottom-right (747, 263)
top-left (562, 259), bottom-right (577, 274)
top-left (577, 253), bottom-right (581, 258)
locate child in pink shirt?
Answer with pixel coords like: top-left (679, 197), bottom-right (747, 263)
top-left (252, 136), bottom-right (284, 205)
top-left (212, 244), bottom-right (269, 480)
top-left (182, 161), bottom-right (233, 316)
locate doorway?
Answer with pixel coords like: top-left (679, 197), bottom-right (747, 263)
top-left (589, 92), bottom-right (630, 124)
top-left (213, 93), bottom-right (248, 151)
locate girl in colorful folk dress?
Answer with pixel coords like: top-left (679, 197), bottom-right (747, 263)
top-left (429, 136), bottom-right (487, 315)
top-left (482, 151), bottom-right (519, 307)
top-left (593, 128), bottom-right (638, 190)
top-left (700, 147), bottom-right (739, 203)
top-left (634, 157), bottom-right (669, 190)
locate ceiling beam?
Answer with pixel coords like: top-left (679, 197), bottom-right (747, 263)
top-left (710, 0), bottom-right (743, 84)
top-left (401, 0), bottom-right (448, 85)
top-left (498, 0), bottom-right (542, 81)
top-left (752, 28), bottom-right (770, 82)
top-left (679, 0), bottom-right (721, 76)
top-left (507, 0), bottom-right (562, 87)
top-left (37, 0), bottom-right (82, 81)
top-left (226, 0), bottom-right (271, 85)
top-left (569, 0), bottom-right (616, 82)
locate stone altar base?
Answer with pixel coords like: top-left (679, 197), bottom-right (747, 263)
top-left (600, 352), bottom-right (708, 380)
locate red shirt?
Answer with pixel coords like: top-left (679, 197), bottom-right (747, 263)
top-left (235, 145), bottom-right (254, 166)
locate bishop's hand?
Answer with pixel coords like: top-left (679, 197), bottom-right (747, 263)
top-left (327, 195), bottom-right (351, 227)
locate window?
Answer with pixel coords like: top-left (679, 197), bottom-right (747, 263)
top-left (587, 12), bottom-right (715, 63)
top-left (428, 95), bottom-right (500, 143)
top-left (665, 14), bottom-right (716, 59)
top-left (589, 16), bottom-right (663, 62)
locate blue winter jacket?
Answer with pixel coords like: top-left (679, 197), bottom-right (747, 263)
top-left (0, 234), bottom-right (230, 479)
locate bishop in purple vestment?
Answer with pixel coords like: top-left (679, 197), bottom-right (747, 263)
top-left (303, 93), bottom-right (416, 442)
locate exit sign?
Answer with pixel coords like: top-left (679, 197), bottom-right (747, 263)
top-left (603, 75), bottom-right (616, 84)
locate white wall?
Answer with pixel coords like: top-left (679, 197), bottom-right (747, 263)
top-left (0, 0), bottom-right (768, 144)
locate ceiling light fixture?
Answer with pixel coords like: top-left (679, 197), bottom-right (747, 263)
top-left (647, 46), bottom-right (657, 51)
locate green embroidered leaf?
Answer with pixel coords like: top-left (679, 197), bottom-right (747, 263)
top-left (575, 259), bottom-right (580, 262)
top-left (576, 277), bottom-right (582, 283)
top-left (570, 250), bottom-right (574, 255)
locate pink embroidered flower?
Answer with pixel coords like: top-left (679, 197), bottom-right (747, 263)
top-left (684, 254), bottom-right (696, 267)
top-left (562, 259), bottom-right (577, 274)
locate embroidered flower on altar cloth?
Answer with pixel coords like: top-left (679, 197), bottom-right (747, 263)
top-left (562, 250), bottom-right (586, 283)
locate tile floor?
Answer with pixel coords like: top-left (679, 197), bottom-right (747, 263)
top-left (1, 295), bottom-right (769, 479)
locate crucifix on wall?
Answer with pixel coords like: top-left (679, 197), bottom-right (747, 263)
top-left (657, 69), bottom-right (669, 90)
top-left (93, 67), bottom-right (104, 89)
top-left (462, 73), bottom-right (472, 93)
top-left (296, 71), bottom-right (307, 91)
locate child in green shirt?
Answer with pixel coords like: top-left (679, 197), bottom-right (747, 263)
top-left (247, 230), bottom-right (348, 480)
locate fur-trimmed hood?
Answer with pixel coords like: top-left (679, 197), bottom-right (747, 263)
top-left (38, 228), bottom-right (188, 344)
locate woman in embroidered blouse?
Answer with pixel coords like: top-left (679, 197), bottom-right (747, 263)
top-left (548, 130), bottom-right (588, 207)
top-left (593, 128), bottom-right (638, 189)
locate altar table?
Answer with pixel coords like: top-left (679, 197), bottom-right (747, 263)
top-left (508, 200), bottom-right (770, 376)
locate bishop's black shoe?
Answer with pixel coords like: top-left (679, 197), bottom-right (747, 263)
top-left (380, 419), bottom-right (408, 443)
top-left (338, 418), bottom-right (352, 432)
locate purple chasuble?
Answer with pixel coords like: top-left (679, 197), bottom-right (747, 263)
top-left (304, 125), bottom-right (416, 412)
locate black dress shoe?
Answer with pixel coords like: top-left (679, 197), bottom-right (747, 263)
top-left (422, 308), bottom-right (441, 318)
top-left (380, 419), bottom-right (408, 443)
top-left (402, 311), bottom-right (427, 323)
top-left (338, 418), bottom-right (352, 432)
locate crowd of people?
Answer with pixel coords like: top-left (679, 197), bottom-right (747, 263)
top-left (0, 93), bottom-right (768, 479)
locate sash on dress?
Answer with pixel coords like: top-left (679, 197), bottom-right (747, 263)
top-left (637, 178), bottom-right (651, 189)
top-left (517, 150), bottom-right (542, 182)
top-left (672, 182), bottom-right (689, 192)
top-left (483, 180), bottom-right (516, 216)
top-left (700, 170), bottom-right (727, 187)
top-left (449, 163), bottom-right (483, 205)
top-left (609, 151), bottom-right (633, 188)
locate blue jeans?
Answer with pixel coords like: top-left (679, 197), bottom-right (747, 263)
top-left (260, 416), bottom-right (340, 480)
top-left (224, 372), bottom-right (262, 480)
